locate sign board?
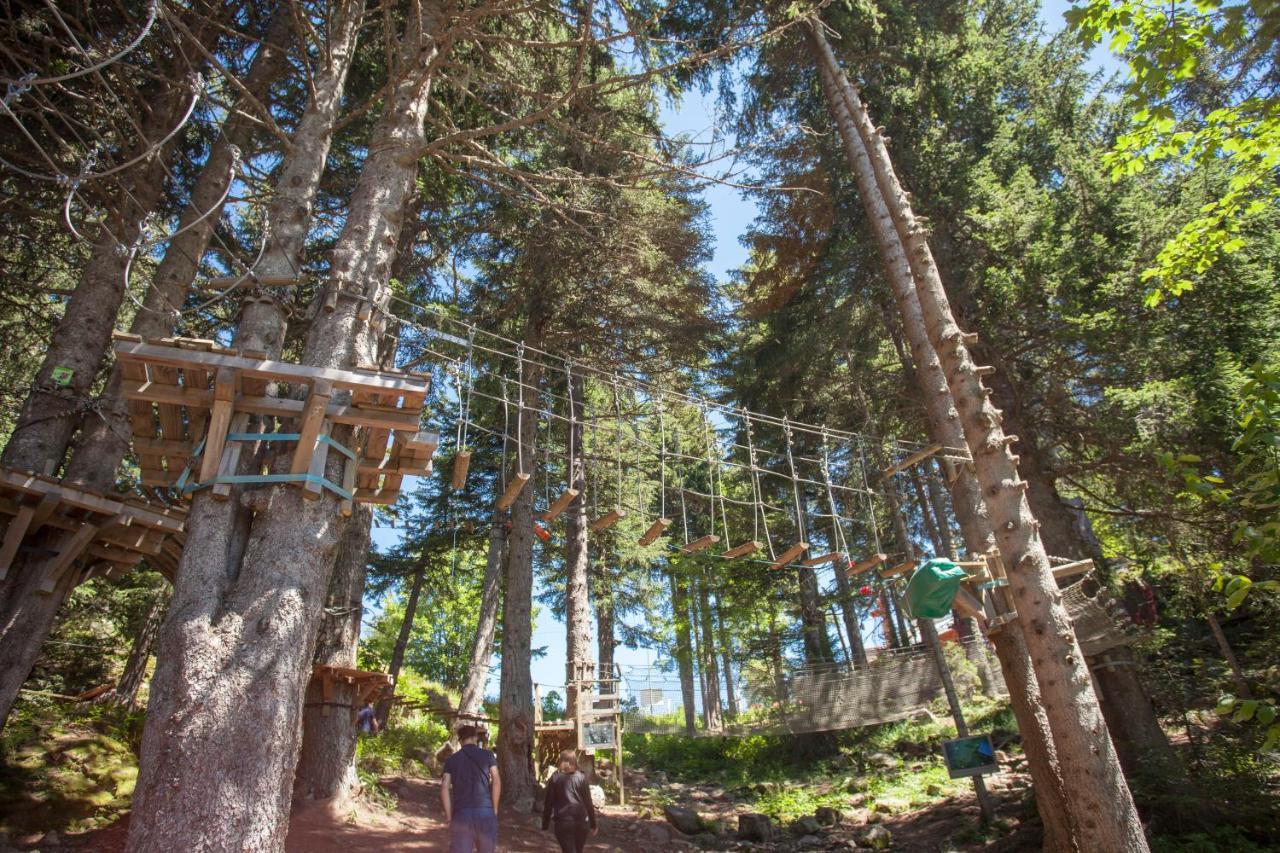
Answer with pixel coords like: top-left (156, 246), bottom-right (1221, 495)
top-left (638, 689), bottom-right (665, 707)
top-left (941, 734), bottom-right (997, 779)
top-left (581, 720), bottom-right (617, 753)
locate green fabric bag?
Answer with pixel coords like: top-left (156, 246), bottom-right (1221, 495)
top-left (904, 557), bottom-right (968, 619)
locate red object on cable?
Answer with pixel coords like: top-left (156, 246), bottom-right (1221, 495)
top-left (533, 523), bottom-right (550, 542)
top-left (859, 585), bottom-right (873, 596)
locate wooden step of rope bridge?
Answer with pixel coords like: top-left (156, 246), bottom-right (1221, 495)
top-left (113, 333), bottom-right (438, 511)
top-left (0, 468), bottom-right (186, 592)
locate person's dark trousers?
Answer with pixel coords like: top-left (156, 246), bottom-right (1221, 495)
top-left (450, 807), bottom-right (497, 853)
top-left (553, 818), bottom-right (591, 853)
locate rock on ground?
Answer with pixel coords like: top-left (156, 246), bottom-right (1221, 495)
top-left (737, 813), bottom-right (774, 842)
top-left (859, 824), bottom-right (892, 850)
top-left (663, 803), bottom-right (704, 835)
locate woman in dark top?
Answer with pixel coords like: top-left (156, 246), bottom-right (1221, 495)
top-left (541, 749), bottom-right (598, 853)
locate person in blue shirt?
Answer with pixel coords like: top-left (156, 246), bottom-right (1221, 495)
top-left (355, 701), bottom-right (379, 734)
top-left (441, 724), bottom-right (501, 853)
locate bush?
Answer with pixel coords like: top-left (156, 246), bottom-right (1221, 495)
top-left (357, 716), bottom-right (449, 777)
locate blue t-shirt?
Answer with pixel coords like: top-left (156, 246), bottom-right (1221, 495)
top-left (444, 744), bottom-right (497, 812)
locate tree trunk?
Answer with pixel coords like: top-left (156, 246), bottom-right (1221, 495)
top-left (63, 10), bottom-right (294, 491)
top-left (696, 577), bottom-right (723, 732)
top-left (564, 371), bottom-right (591, 717)
top-left (809, 25), bottom-right (1074, 851)
top-left (296, 504), bottom-right (373, 804)
top-left (378, 554), bottom-right (427, 724)
top-left (796, 562), bottom-right (834, 664)
top-left (126, 5), bottom-right (433, 848)
top-left (1206, 612), bottom-right (1251, 700)
top-left (595, 571), bottom-right (617, 678)
top-left (497, 323), bottom-right (545, 814)
top-left (458, 511), bottom-right (507, 719)
top-left (0, 69), bottom-right (197, 730)
top-left (670, 568), bottom-right (697, 735)
top-left (1092, 646), bottom-right (1182, 781)
top-left (716, 602), bottom-right (738, 719)
top-left (808, 23), bottom-right (1148, 851)
top-left (104, 587), bottom-right (170, 709)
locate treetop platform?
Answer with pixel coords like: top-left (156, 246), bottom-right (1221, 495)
top-left (0, 467), bottom-right (186, 593)
top-left (311, 664), bottom-right (393, 712)
top-left (112, 333), bottom-right (438, 512)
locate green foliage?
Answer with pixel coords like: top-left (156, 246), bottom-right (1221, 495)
top-left (1067, 0), bottom-right (1280, 304)
top-left (356, 716), bottom-right (450, 778)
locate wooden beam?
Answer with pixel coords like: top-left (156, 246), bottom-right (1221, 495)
top-left (28, 491), bottom-right (62, 533)
top-left (340, 457), bottom-right (356, 518)
top-left (301, 422), bottom-right (333, 501)
top-left (1052, 558), bottom-right (1094, 580)
top-left (38, 521), bottom-right (105, 594)
top-left (540, 488), bottom-right (579, 522)
top-left (0, 504), bottom-right (37, 579)
top-left (122, 380), bottom-right (418, 432)
top-left (801, 551), bottom-right (842, 567)
top-left (0, 470), bottom-right (183, 533)
top-left (211, 413), bottom-right (250, 501)
top-left (721, 540), bottom-right (762, 559)
top-left (495, 473), bottom-right (530, 511)
top-left (199, 367), bottom-right (238, 485)
top-left (845, 553), bottom-right (888, 577)
top-left (879, 559), bottom-right (917, 580)
top-left (451, 451), bottom-right (471, 491)
top-left (881, 443), bottom-right (943, 479)
top-left (638, 517), bottom-right (671, 546)
top-left (290, 380), bottom-right (333, 477)
top-left (113, 340), bottom-right (428, 396)
top-left (680, 534), bottom-right (719, 554)
top-left (589, 507), bottom-right (625, 532)
top-left (770, 541), bottom-right (810, 569)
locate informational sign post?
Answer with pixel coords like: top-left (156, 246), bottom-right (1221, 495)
top-left (941, 734), bottom-right (998, 779)
top-left (582, 720), bottom-right (617, 752)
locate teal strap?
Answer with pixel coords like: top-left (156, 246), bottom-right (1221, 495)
top-left (185, 472), bottom-right (353, 501)
top-left (318, 434), bottom-right (357, 461)
top-left (978, 578), bottom-right (1009, 591)
top-left (226, 431), bottom-right (300, 442)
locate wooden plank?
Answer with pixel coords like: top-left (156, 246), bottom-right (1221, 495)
top-left (0, 470), bottom-right (183, 533)
top-left (845, 553), bottom-right (888, 577)
top-left (38, 521), bottom-right (104, 594)
top-left (340, 457), bottom-right (356, 518)
top-left (589, 507), bottom-right (625, 532)
top-left (801, 551), bottom-right (842, 567)
top-left (879, 559), bottom-right (917, 580)
top-left (290, 380), bottom-right (333, 476)
top-left (356, 458), bottom-right (432, 477)
top-left (495, 473), bottom-right (530, 511)
top-left (121, 381), bottom-right (419, 432)
top-left (952, 588), bottom-right (987, 626)
top-left (770, 541), bottom-right (810, 569)
top-left (301, 422), bottom-right (333, 501)
top-left (637, 517), bottom-right (671, 546)
top-left (540, 488), bottom-right (579, 522)
top-left (881, 443), bottom-right (943, 479)
top-left (114, 341), bottom-right (429, 396)
top-left (1052, 558), bottom-right (1094, 580)
top-left (680, 534), bottom-right (719, 554)
top-left (28, 491), bottom-right (62, 534)
top-left (211, 413), bottom-right (250, 501)
top-left (0, 504), bottom-right (37, 579)
top-left (199, 367), bottom-right (238, 485)
top-left (451, 451), bottom-right (472, 491)
top-left (721, 540), bottom-right (762, 559)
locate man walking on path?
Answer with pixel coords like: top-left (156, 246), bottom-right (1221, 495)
top-left (441, 725), bottom-right (502, 853)
top-left (356, 701), bottom-right (379, 734)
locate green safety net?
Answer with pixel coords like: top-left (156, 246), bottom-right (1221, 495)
top-left (904, 557), bottom-right (969, 618)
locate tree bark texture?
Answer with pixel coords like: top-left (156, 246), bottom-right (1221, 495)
top-left (128, 4), bottom-right (436, 848)
top-left (808, 26), bottom-right (1075, 851)
top-left (807, 22), bottom-right (1148, 851)
top-left (716, 603), bottom-right (738, 719)
top-left (564, 371), bottom-right (591, 717)
top-left (696, 576), bottom-right (723, 732)
top-left (669, 569), bottom-right (697, 735)
top-left (296, 504), bottom-right (372, 804)
top-left (458, 510), bottom-right (507, 719)
top-left (595, 564), bottom-right (617, 677)
top-left (796, 562), bottom-right (834, 665)
top-left (497, 336), bottom-right (545, 814)
top-left (64, 10), bottom-right (294, 491)
top-left (1092, 646), bottom-right (1181, 784)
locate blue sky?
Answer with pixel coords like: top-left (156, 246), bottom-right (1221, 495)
top-left (373, 1), bottom-right (1126, 710)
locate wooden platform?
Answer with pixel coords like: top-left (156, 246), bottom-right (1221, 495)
top-left (0, 468), bottom-right (186, 593)
top-left (113, 333), bottom-right (437, 511)
top-left (311, 664), bottom-right (392, 714)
